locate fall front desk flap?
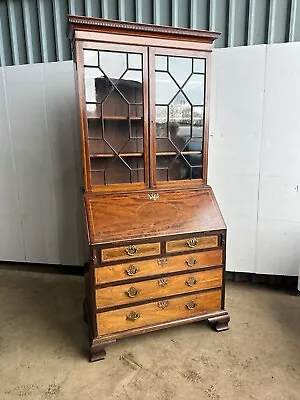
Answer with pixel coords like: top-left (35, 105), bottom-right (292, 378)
top-left (84, 186), bottom-right (226, 245)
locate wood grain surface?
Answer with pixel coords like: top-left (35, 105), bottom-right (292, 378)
top-left (95, 268), bottom-right (222, 309)
top-left (85, 187), bottom-right (226, 245)
top-left (97, 289), bottom-right (221, 335)
top-left (102, 242), bottom-right (161, 262)
top-left (95, 249), bottom-right (223, 284)
top-left (166, 235), bottom-right (218, 253)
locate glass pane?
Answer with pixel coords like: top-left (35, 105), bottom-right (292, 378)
top-left (193, 58), bottom-right (205, 73)
top-left (169, 57), bottom-right (192, 85)
top-left (84, 50), bottom-right (98, 66)
top-left (83, 49), bottom-right (145, 186)
top-left (116, 70), bottom-right (143, 104)
top-left (100, 51), bottom-right (127, 79)
top-left (155, 72), bottom-right (178, 104)
top-left (192, 106), bottom-right (204, 138)
top-left (183, 74), bottom-right (205, 105)
top-left (128, 53), bottom-right (141, 69)
top-left (155, 55), bottom-right (205, 182)
top-left (156, 55), bottom-right (167, 70)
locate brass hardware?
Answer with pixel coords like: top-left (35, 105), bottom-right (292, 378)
top-left (148, 192), bottom-right (159, 201)
top-left (158, 300), bottom-right (169, 309)
top-left (125, 264), bottom-right (139, 276)
top-left (157, 257), bottom-right (168, 266)
top-left (186, 238), bottom-right (198, 248)
top-left (158, 277), bottom-right (168, 287)
top-left (125, 287), bottom-right (139, 298)
top-left (186, 256), bottom-right (197, 267)
top-left (126, 311), bottom-right (140, 322)
top-left (186, 300), bottom-right (197, 310)
top-left (221, 234), bottom-right (226, 246)
top-left (125, 245), bottom-right (139, 256)
top-left (92, 249), bottom-right (98, 265)
top-left (186, 276), bottom-right (197, 287)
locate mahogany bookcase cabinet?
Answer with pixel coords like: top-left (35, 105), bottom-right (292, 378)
top-left (68, 15), bottom-right (230, 362)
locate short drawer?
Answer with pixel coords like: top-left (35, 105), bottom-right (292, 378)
top-left (102, 242), bottom-right (161, 263)
top-left (166, 235), bottom-right (219, 254)
top-left (95, 249), bottom-right (223, 285)
top-left (97, 289), bottom-right (221, 335)
top-left (96, 268), bottom-right (222, 309)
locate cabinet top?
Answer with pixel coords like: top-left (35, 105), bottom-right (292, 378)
top-left (68, 15), bottom-right (220, 45)
top-left (84, 186), bottom-right (226, 245)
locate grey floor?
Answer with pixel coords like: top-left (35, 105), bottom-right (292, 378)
top-left (0, 266), bottom-right (299, 400)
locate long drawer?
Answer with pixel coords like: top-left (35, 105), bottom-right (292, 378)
top-left (97, 289), bottom-right (222, 335)
top-left (96, 268), bottom-right (222, 309)
top-left (95, 249), bottom-right (223, 285)
top-left (101, 242), bottom-right (161, 263)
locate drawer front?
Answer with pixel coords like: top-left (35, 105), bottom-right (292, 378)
top-left (102, 242), bottom-right (161, 263)
top-left (95, 249), bottom-right (223, 285)
top-left (166, 235), bottom-right (219, 254)
top-left (97, 289), bottom-right (221, 335)
top-left (96, 268), bottom-right (222, 309)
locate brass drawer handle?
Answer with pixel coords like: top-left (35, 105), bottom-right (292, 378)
top-left (157, 257), bottom-right (168, 266)
top-left (125, 287), bottom-right (139, 298)
top-left (186, 238), bottom-right (198, 248)
top-left (186, 256), bottom-right (197, 267)
top-left (148, 192), bottom-right (159, 201)
top-left (125, 264), bottom-right (139, 276)
top-left (186, 276), bottom-right (197, 287)
top-left (186, 300), bottom-right (197, 310)
top-left (158, 300), bottom-right (169, 309)
top-left (125, 245), bottom-right (139, 256)
top-left (126, 311), bottom-right (140, 322)
top-left (158, 277), bottom-right (168, 287)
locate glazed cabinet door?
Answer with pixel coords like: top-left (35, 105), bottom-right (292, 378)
top-left (76, 42), bottom-right (149, 192)
top-left (149, 47), bottom-right (210, 188)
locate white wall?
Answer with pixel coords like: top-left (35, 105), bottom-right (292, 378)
top-left (1, 43), bottom-right (300, 275)
top-left (210, 42), bottom-right (300, 276)
top-left (0, 61), bottom-right (85, 266)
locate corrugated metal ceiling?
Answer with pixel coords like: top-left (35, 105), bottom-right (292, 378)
top-left (0, 0), bottom-right (300, 67)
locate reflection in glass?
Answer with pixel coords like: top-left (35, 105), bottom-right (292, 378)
top-left (192, 106), bottom-right (204, 138)
top-left (99, 51), bottom-right (127, 78)
top-left (83, 49), bottom-right (145, 186)
top-left (155, 72), bottom-right (178, 104)
top-left (169, 57), bottom-right (192, 85)
top-left (183, 74), bottom-right (205, 105)
top-left (155, 54), bottom-right (205, 182)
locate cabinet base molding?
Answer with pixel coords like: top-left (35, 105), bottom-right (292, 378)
top-left (208, 312), bottom-right (230, 332)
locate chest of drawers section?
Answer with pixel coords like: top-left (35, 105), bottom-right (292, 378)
top-left (91, 231), bottom-right (227, 350)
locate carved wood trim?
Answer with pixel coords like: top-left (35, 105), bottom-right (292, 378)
top-left (68, 15), bottom-right (220, 42)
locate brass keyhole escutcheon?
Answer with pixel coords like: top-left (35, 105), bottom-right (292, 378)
top-left (158, 300), bottom-right (169, 309)
top-left (148, 192), bottom-right (159, 201)
top-left (125, 245), bottom-right (139, 256)
top-left (186, 300), bottom-right (197, 310)
top-left (126, 311), bottom-right (140, 322)
top-left (186, 238), bottom-right (198, 248)
top-left (186, 276), bottom-right (197, 287)
top-left (158, 277), bottom-right (168, 287)
top-left (186, 256), bottom-right (197, 267)
top-left (157, 257), bottom-right (168, 266)
top-left (125, 264), bottom-right (139, 276)
top-left (125, 287), bottom-right (139, 298)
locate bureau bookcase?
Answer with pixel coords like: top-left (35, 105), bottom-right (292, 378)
top-left (68, 15), bottom-right (230, 362)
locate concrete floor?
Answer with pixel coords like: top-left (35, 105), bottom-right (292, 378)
top-left (0, 268), bottom-right (299, 400)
